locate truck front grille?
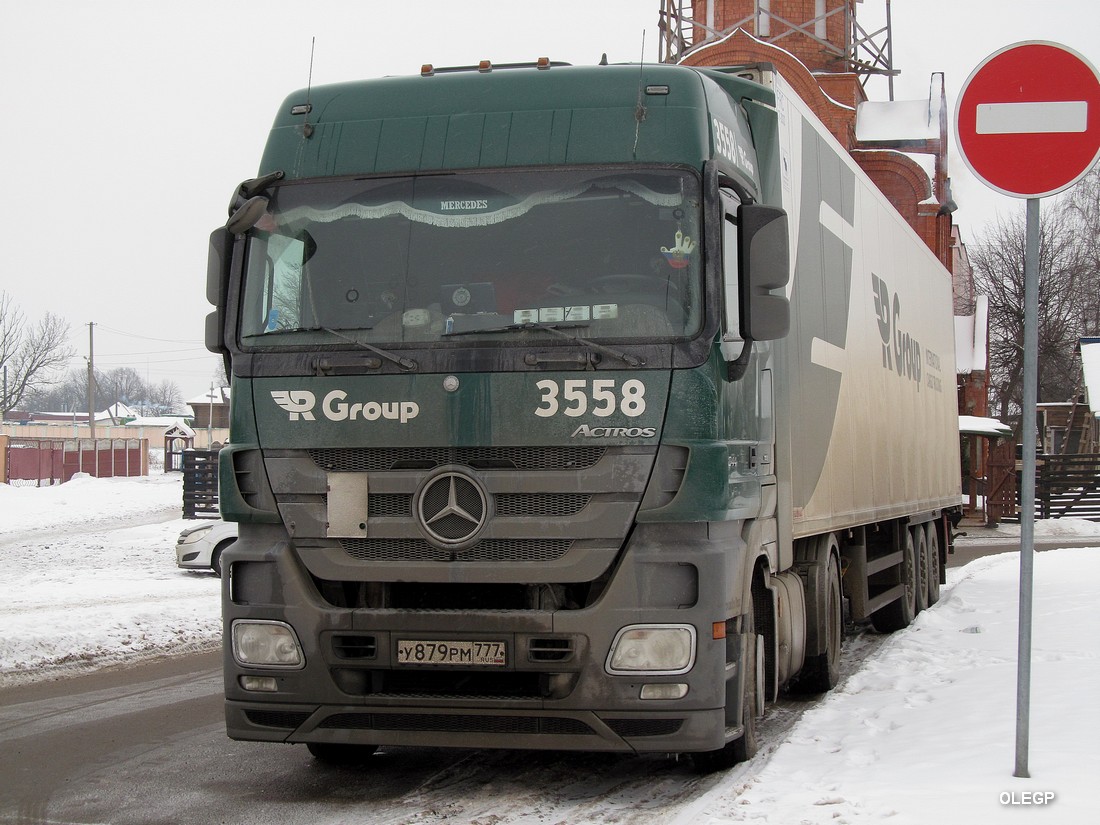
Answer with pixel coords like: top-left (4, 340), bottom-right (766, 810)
top-left (309, 446), bottom-right (605, 472)
top-left (341, 538), bottom-right (573, 562)
top-left (353, 493), bottom-right (591, 520)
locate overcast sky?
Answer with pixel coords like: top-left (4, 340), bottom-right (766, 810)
top-left (1, 1), bottom-right (1096, 403)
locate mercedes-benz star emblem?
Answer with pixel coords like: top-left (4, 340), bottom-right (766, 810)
top-left (416, 471), bottom-right (487, 546)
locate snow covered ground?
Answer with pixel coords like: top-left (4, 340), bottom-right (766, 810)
top-left (0, 473), bottom-right (220, 685)
top-left (1, 474), bottom-right (1098, 823)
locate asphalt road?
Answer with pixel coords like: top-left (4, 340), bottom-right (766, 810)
top-left (0, 650), bottom-right (713, 825)
top-left (948, 532), bottom-right (1100, 567)
top-left (0, 634), bottom-right (889, 825)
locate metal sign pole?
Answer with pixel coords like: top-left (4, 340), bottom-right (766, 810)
top-left (1015, 196), bottom-right (1040, 778)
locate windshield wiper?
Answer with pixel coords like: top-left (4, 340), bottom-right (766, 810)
top-left (261, 325), bottom-right (417, 371)
top-left (445, 321), bottom-right (644, 367)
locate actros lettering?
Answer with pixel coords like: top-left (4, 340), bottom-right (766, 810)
top-left (871, 274), bottom-right (922, 391)
top-left (270, 390), bottom-right (420, 423)
top-left (571, 425), bottom-right (657, 439)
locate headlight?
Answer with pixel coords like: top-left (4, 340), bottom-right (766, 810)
top-left (232, 620), bottom-right (305, 668)
top-left (177, 525), bottom-right (214, 545)
top-left (606, 624), bottom-right (697, 675)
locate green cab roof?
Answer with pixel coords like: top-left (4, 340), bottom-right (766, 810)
top-left (258, 63), bottom-right (769, 180)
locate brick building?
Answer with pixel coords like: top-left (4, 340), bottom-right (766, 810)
top-left (661, 0), bottom-right (955, 269)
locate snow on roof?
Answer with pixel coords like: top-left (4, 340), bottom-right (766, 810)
top-left (955, 295), bottom-right (989, 374)
top-left (1081, 338), bottom-right (1100, 416)
top-left (855, 98), bottom-right (941, 142)
top-left (125, 417), bottom-right (194, 434)
top-left (959, 415), bottom-right (1012, 438)
top-left (186, 387), bottom-right (230, 406)
top-left (94, 402), bottom-right (138, 422)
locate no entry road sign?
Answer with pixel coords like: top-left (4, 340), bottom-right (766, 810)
top-left (955, 41), bottom-right (1100, 198)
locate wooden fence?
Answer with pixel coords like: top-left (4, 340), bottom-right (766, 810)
top-left (182, 449), bottom-right (221, 519)
top-left (986, 448), bottom-right (1100, 523)
top-left (1035, 454), bottom-right (1100, 521)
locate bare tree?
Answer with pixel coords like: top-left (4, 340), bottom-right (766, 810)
top-left (1063, 167), bottom-right (1100, 335)
top-left (98, 367), bottom-right (146, 411)
top-left (213, 357), bottom-right (229, 389)
top-left (24, 366), bottom-right (88, 413)
top-left (146, 380), bottom-right (184, 415)
top-left (0, 292), bottom-right (75, 416)
top-left (970, 192), bottom-right (1097, 425)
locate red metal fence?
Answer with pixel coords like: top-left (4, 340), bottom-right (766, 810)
top-left (2, 436), bottom-right (147, 486)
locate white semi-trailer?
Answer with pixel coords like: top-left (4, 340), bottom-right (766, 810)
top-left (208, 60), bottom-right (962, 771)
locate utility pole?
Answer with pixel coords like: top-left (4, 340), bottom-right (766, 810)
top-left (87, 322), bottom-right (96, 441)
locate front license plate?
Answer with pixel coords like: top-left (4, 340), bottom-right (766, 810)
top-left (396, 639), bottom-right (507, 666)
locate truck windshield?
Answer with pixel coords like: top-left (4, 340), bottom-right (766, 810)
top-left (239, 168), bottom-right (702, 347)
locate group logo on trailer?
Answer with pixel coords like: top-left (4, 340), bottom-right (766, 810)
top-left (871, 274), bottom-right (923, 390)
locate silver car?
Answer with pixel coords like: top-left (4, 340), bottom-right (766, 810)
top-left (176, 520), bottom-right (237, 577)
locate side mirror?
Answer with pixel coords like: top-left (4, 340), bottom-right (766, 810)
top-left (206, 228), bottom-right (231, 376)
top-left (738, 204), bottom-right (791, 341)
top-left (207, 228), bottom-right (230, 309)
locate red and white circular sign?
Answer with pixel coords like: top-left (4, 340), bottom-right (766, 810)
top-left (955, 41), bottom-right (1100, 198)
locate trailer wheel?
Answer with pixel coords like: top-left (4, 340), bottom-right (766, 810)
top-left (692, 601), bottom-right (761, 773)
top-left (924, 522), bottom-right (941, 606)
top-left (913, 526), bottom-right (929, 614)
top-left (870, 527), bottom-right (917, 632)
top-left (306, 742), bottom-right (379, 765)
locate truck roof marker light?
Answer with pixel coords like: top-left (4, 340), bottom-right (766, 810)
top-left (290, 104), bottom-right (312, 116)
top-left (537, 57), bottom-right (551, 70)
top-left (645, 85), bottom-right (670, 96)
top-left (421, 64), bottom-right (435, 77)
top-left (479, 60), bottom-right (492, 73)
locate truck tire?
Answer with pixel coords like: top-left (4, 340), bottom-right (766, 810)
top-left (913, 526), bottom-right (929, 614)
top-left (211, 540), bottom-right (233, 578)
top-left (692, 603), bottom-right (761, 773)
top-left (925, 522), bottom-right (941, 606)
top-left (870, 527), bottom-right (917, 632)
top-left (789, 536), bottom-right (843, 694)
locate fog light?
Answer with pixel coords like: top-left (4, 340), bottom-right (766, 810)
top-left (232, 620), bottom-right (305, 668)
top-left (640, 683), bottom-right (689, 700)
top-left (606, 624), bottom-right (696, 675)
top-left (240, 675), bottom-right (279, 692)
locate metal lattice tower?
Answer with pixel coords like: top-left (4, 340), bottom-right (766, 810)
top-left (658, 0), bottom-right (898, 99)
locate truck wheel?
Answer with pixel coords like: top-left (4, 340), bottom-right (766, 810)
top-left (306, 742), bottom-right (379, 765)
top-left (790, 549), bottom-right (843, 693)
top-left (925, 523), bottom-right (941, 606)
top-left (913, 526), bottom-right (929, 614)
top-left (211, 540), bottom-right (233, 578)
top-left (692, 607), bottom-right (760, 773)
top-left (870, 527), bottom-right (917, 632)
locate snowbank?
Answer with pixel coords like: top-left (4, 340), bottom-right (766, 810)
top-left (0, 473), bottom-right (221, 685)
